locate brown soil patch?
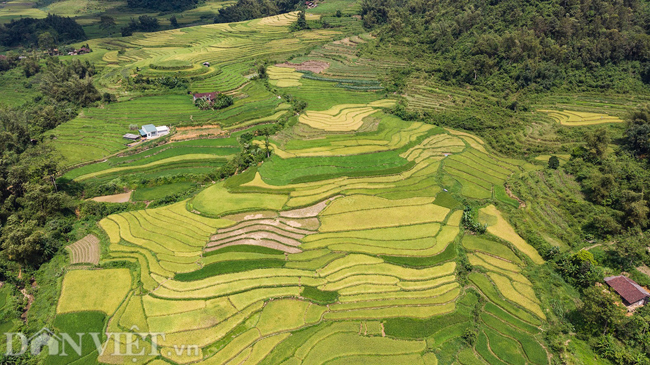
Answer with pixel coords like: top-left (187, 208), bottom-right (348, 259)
top-left (275, 60), bottom-right (330, 74)
top-left (212, 224), bottom-right (305, 241)
top-left (222, 211), bottom-right (278, 222)
top-left (209, 231), bottom-right (301, 247)
top-left (279, 217), bottom-right (320, 231)
top-left (206, 200), bottom-right (330, 253)
top-left (637, 265), bottom-right (650, 277)
top-left (504, 184), bottom-right (526, 208)
top-left (171, 125), bottom-right (227, 141)
top-left (206, 239), bottom-right (302, 254)
top-left (91, 191), bottom-right (132, 203)
top-left (219, 219), bottom-right (314, 235)
top-left (280, 196), bottom-right (339, 218)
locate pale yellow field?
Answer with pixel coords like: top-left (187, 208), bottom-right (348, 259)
top-left (538, 109), bottom-right (623, 126)
top-left (479, 205), bottom-right (545, 264)
top-left (57, 269), bottom-right (132, 314)
top-left (299, 100), bottom-right (397, 131)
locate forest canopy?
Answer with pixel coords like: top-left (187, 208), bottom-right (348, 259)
top-left (0, 14), bottom-right (86, 48)
top-left (214, 0), bottom-right (302, 23)
top-left (360, 0), bottom-right (650, 92)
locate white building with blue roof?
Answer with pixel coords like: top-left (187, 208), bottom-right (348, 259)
top-left (139, 124), bottom-right (170, 139)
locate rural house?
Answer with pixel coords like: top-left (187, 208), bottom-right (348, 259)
top-left (604, 275), bottom-right (650, 309)
top-left (193, 92), bottom-right (219, 103)
top-left (138, 124), bottom-right (170, 139)
top-left (122, 133), bottom-right (140, 141)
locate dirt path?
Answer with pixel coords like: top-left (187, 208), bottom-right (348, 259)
top-left (20, 288), bottom-right (34, 322)
top-left (637, 265), bottom-right (650, 277)
top-left (504, 184), bottom-right (526, 208)
top-left (91, 191), bottom-right (132, 203)
top-left (275, 60), bottom-right (329, 74)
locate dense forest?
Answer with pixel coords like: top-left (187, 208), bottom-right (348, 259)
top-left (361, 0), bottom-right (650, 93)
top-left (0, 14), bottom-right (86, 48)
top-left (0, 58), bottom-right (100, 276)
top-left (214, 0), bottom-right (302, 23)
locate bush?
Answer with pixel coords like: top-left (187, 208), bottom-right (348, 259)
top-left (462, 207), bottom-right (487, 234)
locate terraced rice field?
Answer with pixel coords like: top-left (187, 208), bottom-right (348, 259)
top-left (54, 10), bottom-right (550, 365)
top-left (66, 234), bottom-right (101, 265)
top-left (537, 109), bottom-right (623, 126)
top-left (298, 100), bottom-right (396, 131)
top-left (267, 66), bottom-right (303, 87)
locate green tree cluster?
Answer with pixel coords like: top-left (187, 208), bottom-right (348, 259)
top-left (360, 0), bottom-right (650, 93)
top-left (0, 14), bottom-right (86, 48)
top-left (214, 0), bottom-right (302, 23)
top-left (121, 15), bottom-right (160, 37)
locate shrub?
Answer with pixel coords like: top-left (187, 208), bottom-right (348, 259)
top-left (462, 207), bottom-right (487, 234)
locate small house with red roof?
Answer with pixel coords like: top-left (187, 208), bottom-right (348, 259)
top-left (604, 275), bottom-right (650, 308)
top-left (193, 92), bottom-right (219, 103)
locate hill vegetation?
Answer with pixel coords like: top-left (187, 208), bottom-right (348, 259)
top-left (360, 0), bottom-right (650, 93)
top-left (0, 13), bottom-right (86, 48)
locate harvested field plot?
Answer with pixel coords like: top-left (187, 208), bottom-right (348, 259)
top-left (66, 234), bottom-right (101, 265)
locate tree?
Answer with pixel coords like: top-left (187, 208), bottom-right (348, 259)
top-left (37, 32), bottom-right (56, 51)
top-left (548, 155), bottom-right (560, 169)
top-left (137, 15), bottom-right (160, 32)
top-left (258, 64), bottom-right (267, 79)
top-left (611, 236), bottom-right (648, 270)
top-left (580, 286), bottom-right (626, 335)
top-left (584, 172), bottom-right (616, 205)
top-left (585, 127), bottom-right (611, 161)
top-left (297, 10), bottom-right (308, 29)
top-left (619, 190), bottom-right (649, 228)
top-left (170, 15), bottom-right (179, 28)
top-left (291, 10), bottom-right (309, 31)
top-left (213, 93), bottom-right (234, 109)
top-left (335, 10), bottom-right (342, 17)
top-left (102, 92), bottom-right (117, 104)
top-left (99, 15), bottom-right (116, 34)
top-left (625, 105), bottom-right (650, 156)
top-left (21, 57), bottom-right (40, 78)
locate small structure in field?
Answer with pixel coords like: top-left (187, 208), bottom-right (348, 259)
top-left (604, 275), bottom-right (650, 310)
top-left (122, 133), bottom-right (140, 141)
top-left (67, 47), bottom-right (92, 56)
top-left (193, 92), bottom-right (219, 103)
top-left (202, 62), bottom-right (210, 67)
top-left (139, 124), bottom-right (170, 139)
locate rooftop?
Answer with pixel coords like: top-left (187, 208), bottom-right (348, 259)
top-left (141, 124), bottom-right (157, 133)
top-left (604, 276), bottom-right (650, 305)
top-left (193, 92), bottom-right (218, 100)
